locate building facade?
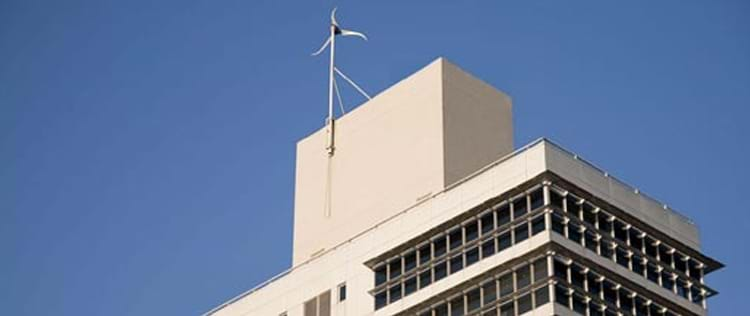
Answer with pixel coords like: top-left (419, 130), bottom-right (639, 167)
top-left (205, 58), bottom-right (722, 316)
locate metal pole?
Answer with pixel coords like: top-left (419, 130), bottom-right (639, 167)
top-left (326, 24), bottom-right (336, 156)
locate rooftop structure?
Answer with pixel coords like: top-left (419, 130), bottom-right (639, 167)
top-left (205, 58), bottom-right (722, 316)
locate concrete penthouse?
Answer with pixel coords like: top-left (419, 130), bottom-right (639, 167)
top-left (205, 58), bottom-right (723, 316)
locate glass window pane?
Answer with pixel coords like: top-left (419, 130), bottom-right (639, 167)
top-left (375, 291), bottom-right (387, 310)
top-left (481, 238), bottom-right (496, 258)
top-left (516, 265), bottom-right (531, 289)
top-left (532, 215), bottom-right (546, 235)
top-left (481, 211), bottom-right (495, 235)
top-left (535, 286), bottom-right (549, 306)
top-left (434, 236), bottom-right (447, 258)
top-left (483, 281), bottom-right (497, 304)
top-left (530, 188), bottom-right (544, 210)
top-left (499, 273), bottom-right (513, 297)
top-left (375, 265), bottom-right (387, 286)
top-left (404, 277), bottom-right (417, 296)
top-left (555, 284), bottom-right (570, 307)
top-left (499, 301), bottom-right (514, 316)
top-left (419, 269), bottom-right (432, 289)
top-left (434, 260), bottom-right (447, 281)
top-left (465, 221), bottom-right (479, 243)
top-left (467, 288), bottom-right (481, 311)
top-left (449, 228), bottom-right (463, 251)
top-left (419, 244), bottom-right (431, 265)
top-left (518, 293), bottom-right (532, 315)
top-left (390, 258), bottom-right (402, 279)
top-left (513, 197), bottom-right (528, 218)
top-left (435, 303), bottom-right (448, 316)
top-left (552, 213), bottom-right (565, 235)
top-left (498, 231), bottom-right (512, 251)
top-left (404, 251), bottom-right (417, 272)
top-left (514, 223), bottom-right (529, 243)
top-left (450, 296), bottom-right (464, 316)
top-left (533, 258), bottom-right (548, 282)
top-left (568, 222), bottom-right (582, 244)
top-left (389, 284), bottom-right (401, 303)
top-left (550, 189), bottom-right (564, 208)
top-left (497, 203), bottom-right (511, 226)
top-left (450, 254), bottom-right (463, 274)
top-left (466, 247), bottom-right (479, 266)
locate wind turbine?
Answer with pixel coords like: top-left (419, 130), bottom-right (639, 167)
top-left (312, 7), bottom-right (369, 156)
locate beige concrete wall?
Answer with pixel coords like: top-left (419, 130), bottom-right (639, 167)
top-left (442, 60), bottom-right (513, 187)
top-left (292, 58), bottom-right (513, 265)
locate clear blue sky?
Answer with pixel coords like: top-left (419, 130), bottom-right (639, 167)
top-left (2, 1), bottom-right (747, 315)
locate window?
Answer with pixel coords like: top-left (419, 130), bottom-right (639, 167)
top-left (517, 293), bottom-right (532, 314)
top-left (531, 215), bottom-right (545, 235)
top-left (603, 281), bottom-right (617, 306)
top-left (404, 277), bottom-right (417, 296)
top-left (305, 291), bottom-right (331, 316)
top-left (404, 251), bottom-right (417, 273)
top-left (600, 239), bottom-right (614, 259)
top-left (450, 254), bottom-right (464, 273)
top-left (481, 238), bottom-right (496, 258)
top-left (550, 190), bottom-right (564, 209)
top-left (338, 283), bottom-right (347, 302)
top-left (434, 236), bottom-right (447, 258)
top-left (449, 228), bottom-right (463, 251)
top-left (497, 203), bottom-right (511, 226)
top-left (582, 203), bottom-right (597, 226)
top-left (632, 255), bottom-right (645, 276)
top-left (530, 188), bottom-right (544, 211)
top-left (434, 260), bottom-right (447, 281)
top-left (465, 221), bottom-right (479, 243)
top-left (499, 301), bottom-right (514, 316)
top-left (516, 265), bottom-right (531, 290)
top-left (659, 245), bottom-right (673, 266)
top-left (434, 304), bottom-right (448, 316)
top-left (572, 294), bottom-right (587, 314)
top-left (612, 220), bottom-right (626, 242)
top-left (389, 283), bottom-right (401, 303)
top-left (450, 295), bottom-right (465, 316)
top-left (498, 231), bottom-right (512, 251)
top-left (499, 273), bottom-right (513, 296)
top-left (661, 271), bottom-right (674, 291)
top-left (375, 291), bottom-right (387, 310)
top-left (480, 211), bottom-right (494, 235)
top-left (419, 269), bottom-right (432, 289)
top-left (585, 230), bottom-right (598, 252)
top-left (598, 213), bottom-right (612, 234)
top-left (616, 247), bottom-right (630, 268)
top-left (566, 197), bottom-right (579, 216)
top-left (533, 258), bottom-right (547, 282)
top-left (514, 223), bottom-right (529, 243)
top-left (554, 260), bottom-right (568, 280)
top-left (619, 288), bottom-right (633, 313)
top-left (555, 284), bottom-right (570, 307)
top-left (644, 236), bottom-right (657, 258)
top-left (483, 281), bottom-right (497, 304)
top-left (375, 265), bottom-right (387, 286)
top-left (467, 288), bottom-right (481, 312)
top-left (513, 196), bottom-right (528, 218)
top-left (389, 258), bottom-right (402, 279)
top-left (419, 243), bottom-right (431, 265)
top-left (465, 247), bottom-right (479, 266)
top-left (630, 229), bottom-right (644, 251)
top-left (534, 286), bottom-right (549, 306)
top-left (551, 213), bottom-right (565, 235)
top-left (647, 264), bottom-right (659, 283)
top-left (570, 265), bottom-right (585, 289)
top-left (567, 222), bottom-right (582, 244)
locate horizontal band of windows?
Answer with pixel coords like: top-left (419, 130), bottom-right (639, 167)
top-left (370, 214), bottom-right (546, 305)
top-left (393, 257), bottom-right (552, 316)
top-left (552, 255), bottom-right (693, 316)
top-left (548, 183), bottom-right (713, 278)
top-left (550, 209), bottom-right (712, 307)
top-left (372, 188), bottom-right (549, 292)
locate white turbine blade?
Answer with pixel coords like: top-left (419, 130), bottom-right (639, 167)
top-left (311, 37), bottom-right (331, 56)
top-left (330, 7), bottom-right (339, 26)
top-left (340, 29), bottom-right (368, 41)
